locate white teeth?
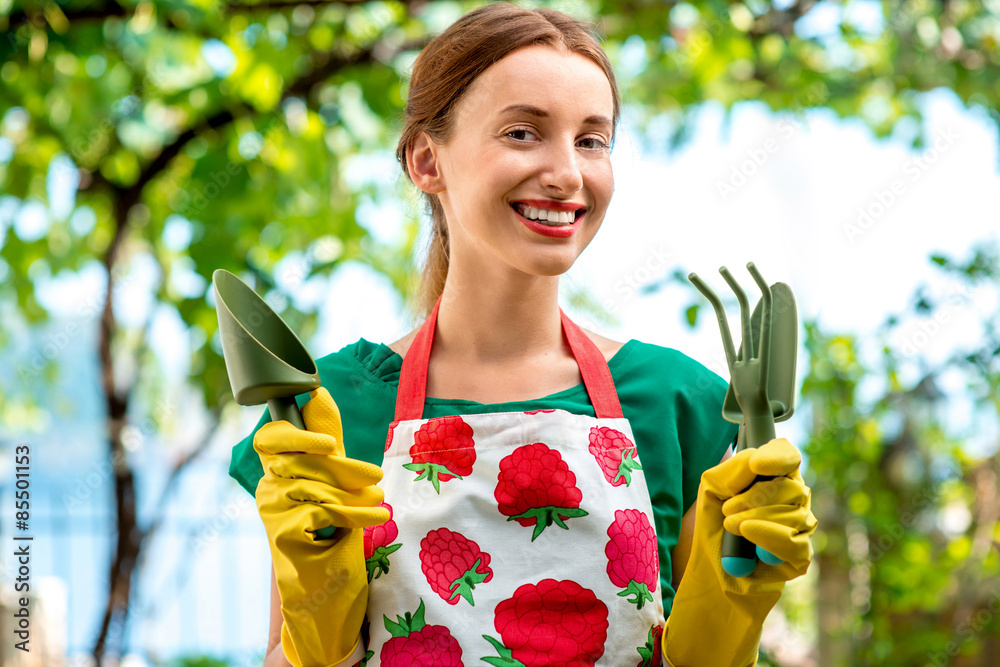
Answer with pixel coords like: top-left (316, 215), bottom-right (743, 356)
top-left (516, 204), bottom-right (577, 226)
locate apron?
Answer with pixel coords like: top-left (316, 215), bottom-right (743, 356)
top-left (361, 296), bottom-right (665, 666)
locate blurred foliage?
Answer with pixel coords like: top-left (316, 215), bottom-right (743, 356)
top-left (3, 0), bottom-right (1000, 415)
top-left (2, 0), bottom-right (1000, 664)
top-left (682, 243), bottom-right (1000, 665)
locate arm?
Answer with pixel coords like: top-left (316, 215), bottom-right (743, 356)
top-left (254, 388), bottom-right (387, 667)
top-left (671, 445), bottom-right (734, 590)
top-left (265, 564), bottom-right (293, 667)
top-left (662, 439), bottom-right (816, 667)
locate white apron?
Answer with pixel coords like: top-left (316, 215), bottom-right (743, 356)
top-left (360, 296), bottom-right (665, 666)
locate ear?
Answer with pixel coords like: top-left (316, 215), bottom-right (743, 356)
top-left (407, 132), bottom-right (445, 194)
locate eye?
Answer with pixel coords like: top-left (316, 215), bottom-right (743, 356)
top-left (578, 136), bottom-right (609, 151)
top-left (505, 127), bottom-right (538, 142)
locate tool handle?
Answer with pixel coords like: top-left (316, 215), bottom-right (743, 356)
top-left (721, 472), bottom-right (782, 576)
top-left (266, 396), bottom-right (305, 430)
top-left (722, 419), bottom-right (785, 576)
top-left (265, 396), bottom-right (339, 540)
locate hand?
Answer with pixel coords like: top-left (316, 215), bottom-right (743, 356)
top-left (663, 438), bottom-right (817, 667)
top-left (718, 438), bottom-right (816, 582)
top-left (254, 388), bottom-right (390, 667)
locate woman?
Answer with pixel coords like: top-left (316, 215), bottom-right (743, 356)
top-left (229, 4), bottom-right (817, 666)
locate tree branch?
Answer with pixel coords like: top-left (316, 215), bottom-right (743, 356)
top-left (87, 35), bottom-right (407, 214)
top-left (5, 0), bottom-right (418, 29)
top-left (85, 33), bottom-right (419, 659)
top-left (749, 0), bottom-right (821, 39)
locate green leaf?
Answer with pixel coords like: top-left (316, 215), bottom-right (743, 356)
top-left (685, 303), bottom-right (699, 327)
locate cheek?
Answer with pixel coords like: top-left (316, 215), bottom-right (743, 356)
top-left (588, 161), bottom-right (615, 207)
top-left (482, 152), bottom-right (536, 196)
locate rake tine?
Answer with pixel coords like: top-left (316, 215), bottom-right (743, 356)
top-left (747, 262), bottom-right (772, 395)
top-left (720, 267), bottom-right (751, 362)
top-left (688, 272), bottom-right (738, 373)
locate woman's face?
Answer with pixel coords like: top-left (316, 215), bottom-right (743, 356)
top-left (419, 44), bottom-right (615, 279)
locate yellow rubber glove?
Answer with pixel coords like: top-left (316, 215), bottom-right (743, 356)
top-left (663, 438), bottom-right (817, 667)
top-left (253, 387), bottom-right (390, 667)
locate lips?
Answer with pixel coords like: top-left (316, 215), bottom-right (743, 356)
top-left (511, 199), bottom-right (586, 214)
top-left (509, 200), bottom-right (586, 239)
top-left (510, 200), bottom-right (586, 223)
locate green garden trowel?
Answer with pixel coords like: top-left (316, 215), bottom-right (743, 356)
top-left (213, 270), bottom-right (336, 539)
top-left (213, 269), bottom-right (320, 428)
top-left (688, 262), bottom-right (798, 577)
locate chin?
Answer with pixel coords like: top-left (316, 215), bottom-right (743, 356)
top-left (517, 251), bottom-right (581, 278)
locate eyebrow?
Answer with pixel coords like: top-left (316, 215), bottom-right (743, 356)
top-left (496, 104), bottom-right (613, 129)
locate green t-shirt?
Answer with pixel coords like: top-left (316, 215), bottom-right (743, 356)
top-left (229, 337), bottom-right (738, 612)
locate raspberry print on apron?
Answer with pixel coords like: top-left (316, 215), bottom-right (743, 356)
top-left (364, 295), bottom-right (665, 666)
top-left (495, 443), bottom-right (589, 541)
top-left (364, 502), bottom-right (402, 582)
top-left (404, 416), bottom-right (477, 493)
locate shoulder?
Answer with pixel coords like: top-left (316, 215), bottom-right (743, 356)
top-left (314, 337), bottom-right (400, 393)
top-left (611, 339), bottom-right (731, 414)
top-left (616, 339), bottom-right (726, 382)
top-left (386, 330), bottom-right (416, 359)
top-left (576, 327), bottom-right (627, 364)
top-left (315, 338), bottom-right (371, 373)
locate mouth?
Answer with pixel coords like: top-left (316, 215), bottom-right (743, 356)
top-left (509, 202), bottom-right (586, 227)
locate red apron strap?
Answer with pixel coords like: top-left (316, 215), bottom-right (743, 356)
top-left (394, 295), bottom-right (624, 420)
top-left (394, 294), bottom-right (441, 422)
top-left (558, 308), bottom-right (624, 419)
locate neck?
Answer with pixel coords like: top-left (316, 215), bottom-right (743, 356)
top-left (434, 262), bottom-right (566, 366)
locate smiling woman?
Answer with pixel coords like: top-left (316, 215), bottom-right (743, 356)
top-left (404, 45), bottom-right (615, 283)
top-left (227, 3), bottom-right (815, 667)
top-left (396, 7), bottom-right (621, 316)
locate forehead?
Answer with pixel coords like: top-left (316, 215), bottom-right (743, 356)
top-left (457, 45), bottom-right (614, 123)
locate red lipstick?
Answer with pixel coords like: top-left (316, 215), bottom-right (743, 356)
top-left (510, 200), bottom-right (586, 239)
top-left (515, 200), bottom-right (585, 212)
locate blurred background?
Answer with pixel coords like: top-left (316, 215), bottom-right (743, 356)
top-left (1, 0), bottom-right (999, 665)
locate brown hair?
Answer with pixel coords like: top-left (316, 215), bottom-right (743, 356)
top-left (396, 2), bottom-right (621, 318)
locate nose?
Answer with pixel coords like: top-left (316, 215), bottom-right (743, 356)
top-left (540, 137), bottom-right (583, 196)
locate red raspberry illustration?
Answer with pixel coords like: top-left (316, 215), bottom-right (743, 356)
top-left (404, 415), bottom-right (476, 494)
top-left (482, 579), bottom-right (609, 666)
top-left (494, 443), bottom-right (588, 541)
top-left (364, 502), bottom-right (401, 582)
top-left (635, 624), bottom-right (663, 667)
top-left (606, 508), bottom-right (659, 610)
top-left (589, 425), bottom-right (643, 487)
top-left (380, 599), bottom-right (463, 666)
top-left (420, 528), bottom-right (494, 606)
top-left (524, 409), bottom-right (556, 415)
